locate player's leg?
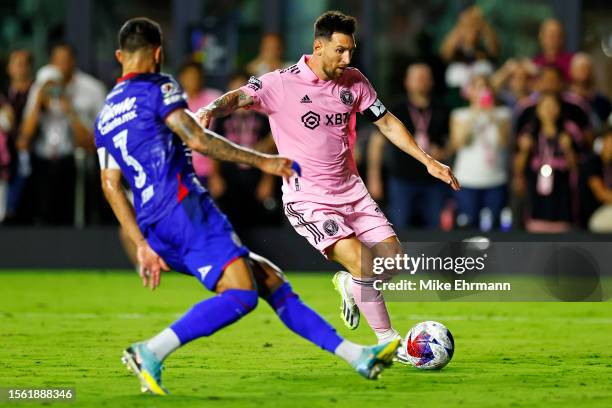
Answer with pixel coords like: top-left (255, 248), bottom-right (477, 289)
top-left (249, 252), bottom-right (342, 353)
top-left (336, 193), bottom-right (411, 344)
top-left (284, 201), bottom-right (361, 330)
top-left (248, 252), bottom-right (399, 379)
top-left (162, 257), bottom-right (258, 352)
top-left (326, 237), bottom-right (399, 343)
top-left (349, 192), bottom-right (415, 362)
top-left (123, 194), bottom-right (258, 394)
top-left (123, 257), bottom-right (258, 395)
top-left (144, 258), bottom-right (257, 362)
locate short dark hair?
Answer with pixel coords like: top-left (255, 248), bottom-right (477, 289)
top-left (314, 11), bottom-right (356, 40)
top-left (50, 42), bottom-right (77, 58)
top-left (9, 49), bottom-right (33, 67)
top-left (118, 17), bottom-right (162, 52)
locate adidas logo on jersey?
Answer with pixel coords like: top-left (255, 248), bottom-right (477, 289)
top-left (300, 95), bottom-right (312, 103)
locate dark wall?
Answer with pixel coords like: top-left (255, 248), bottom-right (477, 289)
top-left (0, 227), bottom-right (610, 270)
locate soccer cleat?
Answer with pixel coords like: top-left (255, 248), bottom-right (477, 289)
top-left (332, 271), bottom-right (360, 330)
top-left (351, 339), bottom-right (400, 380)
top-left (394, 338), bottom-right (411, 365)
top-left (379, 331), bottom-right (411, 365)
top-left (121, 342), bottom-right (169, 396)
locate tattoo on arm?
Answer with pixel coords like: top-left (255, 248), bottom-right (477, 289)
top-left (206, 90), bottom-right (254, 118)
top-left (166, 109), bottom-right (264, 167)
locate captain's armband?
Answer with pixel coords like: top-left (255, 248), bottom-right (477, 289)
top-left (363, 99), bottom-right (387, 122)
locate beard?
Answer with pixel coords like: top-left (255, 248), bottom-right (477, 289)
top-left (322, 64), bottom-right (344, 80)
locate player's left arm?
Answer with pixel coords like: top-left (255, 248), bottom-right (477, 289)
top-left (373, 111), bottom-right (460, 191)
top-left (99, 164), bottom-right (169, 290)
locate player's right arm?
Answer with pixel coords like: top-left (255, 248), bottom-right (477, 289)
top-left (195, 89), bottom-right (254, 129)
top-left (99, 161), bottom-right (169, 290)
top-left (165, 108), bottom-right (294, 178)
top-left (197, 72), bottom-right (280, 128)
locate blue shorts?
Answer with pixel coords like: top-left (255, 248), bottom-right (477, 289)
top-left (145, 192), bottom-right (250, 291)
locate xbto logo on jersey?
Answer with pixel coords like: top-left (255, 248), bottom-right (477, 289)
top-left (301, 111), bottom-right (350, 129)
top-left (325, 112), bottom-right (350, 126)
top-left (301, 111), bottom-right (320, 130)
top-left (340, 89), bottom-right (354, 106)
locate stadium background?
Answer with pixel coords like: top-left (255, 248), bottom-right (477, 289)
top-left (0, 0), bottom-right (611, 269)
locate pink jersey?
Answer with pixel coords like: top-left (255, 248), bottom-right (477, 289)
top-left (240, 54), bottom-right (386, 204)
top-left (187, 88), bottom-right (223, 178)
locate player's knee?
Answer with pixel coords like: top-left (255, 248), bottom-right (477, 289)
top-left (328, 248), bottom-right (361, 274)
top-left (223, 289), bottom-right (259, 314)
top-left (265, 282), bottom-right (299, 312)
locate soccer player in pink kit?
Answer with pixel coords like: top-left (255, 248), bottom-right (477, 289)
top-left (197, 11), bottom-right (460, 361)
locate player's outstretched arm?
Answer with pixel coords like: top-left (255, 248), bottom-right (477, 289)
top-left (373, 111), bottom-right (460, 191)
top-left (100, 168), bottom-right (169, 290)
top-left (166, 108), bottom-right (294, 178)
top-left (195, 89), bottom-right (254, 129)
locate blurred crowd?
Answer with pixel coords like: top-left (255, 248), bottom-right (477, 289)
top-left (0, 8), bottom-right (610, 233)
top-left (367, 9), bottom-right (611, 233)
top-left (0, 34), bottom-right (289, 233)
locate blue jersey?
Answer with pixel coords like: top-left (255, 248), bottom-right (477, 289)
top-left (94, 72), bottom-right (205, 230)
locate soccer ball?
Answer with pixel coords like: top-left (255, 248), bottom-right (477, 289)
top-left (404, 321), bottom-right (454, 369)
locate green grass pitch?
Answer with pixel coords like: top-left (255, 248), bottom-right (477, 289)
top-left (1, 270), bottom-right (611, 408)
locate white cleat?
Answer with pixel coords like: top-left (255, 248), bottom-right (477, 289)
top-left (332, 271), bottom-right (360, 330)
top-left (394, 337), bottom-right (411, 365)
top-left (378, 330), bottom-right (410, 365)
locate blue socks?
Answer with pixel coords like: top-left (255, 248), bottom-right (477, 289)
top-left (166, 283), bottom-right (343, 357)
top-left (170, 289), bottom-right (258, 344)
top-left (266, 283), bottom-right (343, 353)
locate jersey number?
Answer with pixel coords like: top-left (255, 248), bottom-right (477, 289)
top-left (113, 129), bottom-right (146, 189)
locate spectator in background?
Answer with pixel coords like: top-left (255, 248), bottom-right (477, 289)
top-left (4, 49), bottom-right (33, 223)
top-left (177, 60), bottom-right (223, 186)
top-left (568, 52), bottom-right (611, 133)
top-left (515, 65), bottom-right (591, 149)
top-left (368, 63), bottom-right (449, 229)
top-left (246, 33), bottom-right (290, 77)
top-left (584, 128), bottom-right (612, 232)
top-left (533, 18), bottom-right (574, 81)
top-left (491, 58), bottom-right (537, 110)
top-left (450, 74), bottom-right (511, 229)
top-left (514, 93), bottom-right (578, 233)
top-left (208, 71), bottom-right (278, 231)
top-left (18, 43), bottom-right (105, 225)
top-left (441, 5), bottom-right (499, 106)
top-left (0, 95), bottom-right (13, 222)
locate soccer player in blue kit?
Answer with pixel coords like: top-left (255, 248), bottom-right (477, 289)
top-left (95, 17), bottom-right (400, 395)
